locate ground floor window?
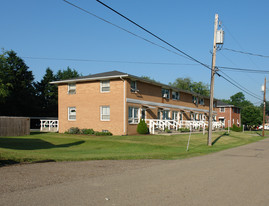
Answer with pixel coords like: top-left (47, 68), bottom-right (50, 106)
top-left (162, 110), bottom-right (170, 120)
top-left (100, 106), bottom-right (110, 121)
top-left (128, 107), bottom-right (139, 124)
top-left (172, 111), bottom-right (178, 121)
top-left (141, 108), bottom-right (146, 120)
top-left (68, 107), bottom-right (76, 120)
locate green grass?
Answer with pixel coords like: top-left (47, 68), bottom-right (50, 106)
top-left (0, 131), bottom-right (267, 163)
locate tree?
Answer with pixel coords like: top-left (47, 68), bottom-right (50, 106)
top-left (55, 66), bottom-right (80, 80)
top-left (241, 105), bottom-right (262, 127)
top-left (140, 76), bottom-right (159, 83)
top-left (34, 68), bottom-right (58, 116)
top-left (0, 50), bottom-right (37, 116)
top-left (169, 77), bottom-right (210, 96)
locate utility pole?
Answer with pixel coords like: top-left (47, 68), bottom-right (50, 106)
top-left (262, 77), bottom-right (266, 137)
top-left (208, 14), bottom-right (219, 146)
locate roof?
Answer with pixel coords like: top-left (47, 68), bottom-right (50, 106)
top-left (50, 70), bottom-right (211, 99)
top-left (216, 100), bottom-right (238, 108)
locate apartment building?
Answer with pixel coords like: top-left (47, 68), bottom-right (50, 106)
top-left (216, 100), bottom-right (241, 128)
top-left (51, 70), bottom-right (218, 135)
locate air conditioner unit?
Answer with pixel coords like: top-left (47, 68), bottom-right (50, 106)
top-left (131, 88), bottom-right (139, 93)
top-left (163, 93), bottom-right (168, 98)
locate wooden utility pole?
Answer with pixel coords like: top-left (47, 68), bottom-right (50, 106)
top-left (208, 14), bottom-right (219, 146)
top-left (262, 77), bottom-right (266, 137)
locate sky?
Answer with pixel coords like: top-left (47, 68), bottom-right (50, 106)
top-left (1, 0), bottom-right (269, 105)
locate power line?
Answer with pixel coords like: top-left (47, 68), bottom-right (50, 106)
top-left (217, 66), bottom-right (269, 74)
top-left (223, 48), bottom-right (269, 58)
top-left (218, 70), bottom-right (262, 101)
top-left (96, 0), bottom-right (212, 71)
top-left (62, 0), bottom-right (191, 62)
top-left (63, 0), bottom-right (263, 100)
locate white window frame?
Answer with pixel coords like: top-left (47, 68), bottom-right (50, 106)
top-left (162, 110), bottom-right (170, 120)
top-left (130, 80), bottom-right (137, 92)
top-left (128, 107), bottom-right (139, 124)
top-left (162, 88), bottom-right (170, 99)
top-left (68, 83), bottom-right (76, 95)
top-left (172, 111), bottom-right (179, 121)
top-left (100, 80), bottom-right (110, 93)
top-left (172, 91), bottom-right (180, 100)
top-left (100, 106), bottom-right (110, 121)
top-left (220, 107), bottom-right (225, 112)
top-left (68, 107), bottom-right (76, 121)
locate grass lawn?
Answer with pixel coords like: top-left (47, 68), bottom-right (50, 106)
top-left (0, 130), bottom-right (268, 163)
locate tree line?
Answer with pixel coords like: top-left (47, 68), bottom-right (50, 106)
top-left (0, 50), bottom-right (80, 117)
top-left (0, 49), bottom-right (264, 127)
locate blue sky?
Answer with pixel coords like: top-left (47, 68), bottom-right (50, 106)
top-left (1, 0), bottom-right (269, 105)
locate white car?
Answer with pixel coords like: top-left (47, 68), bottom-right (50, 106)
top-left (258, 125), bottom-right (269, 130)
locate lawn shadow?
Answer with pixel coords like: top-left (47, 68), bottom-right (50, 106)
top-left (212, 132), bottom-right (229, 145)
top-left (0, 137), bottom-right (85, 150)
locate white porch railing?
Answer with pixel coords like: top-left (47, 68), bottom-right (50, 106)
top-left (145, 119), bottom-right (224, 134)
top-left (40, 120), bottom-right (59, 132)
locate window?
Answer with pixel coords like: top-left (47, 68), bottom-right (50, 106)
top-left (192, 96), bottom-right (198, 104)
top-left (220, 107), bottom-right (225, 112)
top-left (172, 91), bottom-right (180, 100)
top-left (68, 107), bottom-right (76, 120)
top-left (172, 111), bottom-right (178, 121)
top-left (68, 83), bottom-right (76, 94)
top-left (130, 81), bottom-right (137, 92)
top-left (162, 110), bottom-right (170, 120)
top-left (157, 109), bottom-right (161, 119)
top-left (141, 108), bottom-right (146, 119)
top-left (179, 112), bottom-right (183, 121)
top-left (162, 88), bottom-right (170, 99)
top-left (199, 98), bottom-right (204, 105)
top-left (190, 112), bottom-right (194, 120)
top-left (128, 107), bottom-right (139, 124)
top-left (100, 80), bottom-right (110, 92)
top-left (100, 106), bottom-right (110, 121)
top-left (199, 114), bottom-right (203, 121)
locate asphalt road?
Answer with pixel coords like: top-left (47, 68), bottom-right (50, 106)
top-left (1, 138), bottom-right (269, 206)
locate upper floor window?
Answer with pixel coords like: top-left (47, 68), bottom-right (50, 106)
top-left (100, 106), bottom-right (110, 121)
top-left (130, 80), bottom-right (139, 92)
top-left (68, 83), bottom-right (76, 94)
top-left (199, 98), bottom-right (204, 105)
top-left (100, 80), bottom-right (110, 92)
top-left (192, 96), bottom-right (198, 104)
top-left (162, 88), bottom-right (170, 99)
top-left (68, 107), bottom-right (76, 120)
top-left (220, 107), bottom-right (225, 112)
top-left (172, 91), bottom-right (180, 100)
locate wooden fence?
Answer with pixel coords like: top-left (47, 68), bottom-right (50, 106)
top-left (0, 116), bottom-right (30, 136)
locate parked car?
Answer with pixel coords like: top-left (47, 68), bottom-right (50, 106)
top-left (258, 125), bottom-right (269, 130)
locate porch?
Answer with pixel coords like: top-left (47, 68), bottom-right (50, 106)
top-left (145, 119), bottom-right (224, 134)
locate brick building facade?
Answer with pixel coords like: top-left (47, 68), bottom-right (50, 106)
top-left (51, 71), bottom-right (218, 135)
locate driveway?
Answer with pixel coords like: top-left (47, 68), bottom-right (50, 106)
top-left (1, 138), bottom-right (269, 206)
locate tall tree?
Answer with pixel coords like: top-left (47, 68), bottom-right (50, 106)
top-left (241, 105), bottom-right (262, 126)
top-left (169, 77), bottom-right (209, 96)
top-left (0, 50), bottom-right (37, 116)
top-left (34, 68), bottom-right (58, 116)
top-left (55, 66), bottom-right (80, 80)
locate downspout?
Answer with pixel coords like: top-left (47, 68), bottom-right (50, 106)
top-left (120, 77), bottom-right (126, 135)
top-left (230, 107), bottom-right (232, 127)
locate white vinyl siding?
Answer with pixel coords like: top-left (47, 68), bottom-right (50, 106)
top-left (100, 106), bottom-right (110, 121)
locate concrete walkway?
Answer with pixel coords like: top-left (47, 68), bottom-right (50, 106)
top-left (1, 138), bottom-right (269, 206)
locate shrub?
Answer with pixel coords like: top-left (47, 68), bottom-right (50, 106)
top-left (81, 128), bottom-right (95, 135)
top-left (137, 119), bottom-right (149, 134)
top-left (231, 124), bottom-right (243, 132)
top-left (95, 131), bottom-right (113, 136)
top-left (164, 127), bottom-right (171, 133)
top-left (67, 127), bottom-right (80, 134)
top-left (178, 128), bottom-right (190, 132)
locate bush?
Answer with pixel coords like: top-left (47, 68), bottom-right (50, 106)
top-left (164, 127), bottom-right (171, 133)
top-left (95, 131), bottom-right (113, 136)
top-left (231, 124), bottom-right (243, 132)
top-left (178, 128), bottom-right (190, 132)
top-left (67, 127), bottom-right (80, 134)
top-left (137, 119), bottom-right (149, 134)
top-left (81, 128), bottom-right (95, 135)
